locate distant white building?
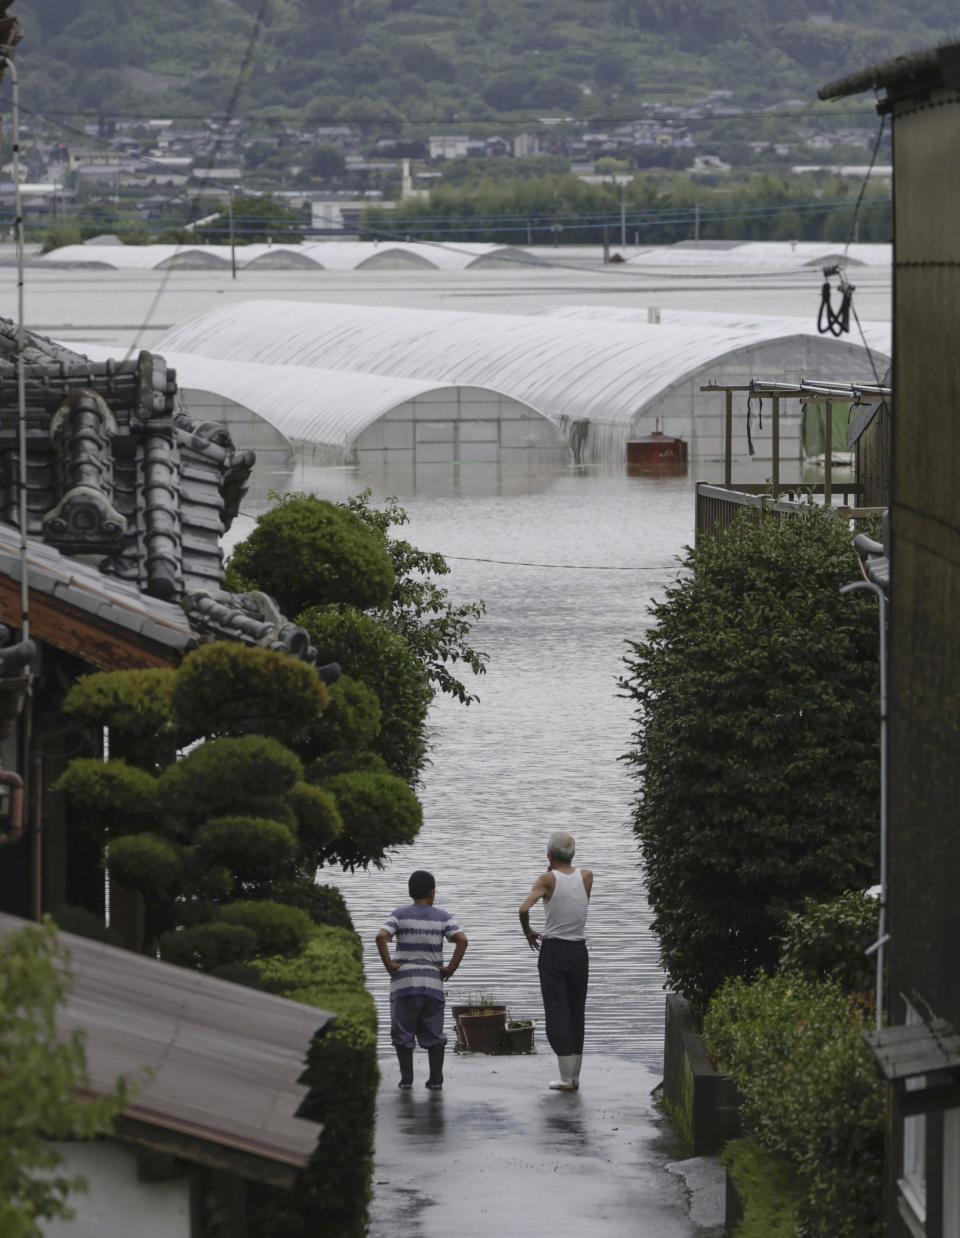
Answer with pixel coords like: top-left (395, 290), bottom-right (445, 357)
top-left (429, 135), bottom-right (469, 160)
top-left (513, 133), bottom-right (539, 158)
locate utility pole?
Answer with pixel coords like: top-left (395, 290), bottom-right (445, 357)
top-left (693, 200), bottom-right (700, 248)
top-left (229, 184), bottom-right (237, 279)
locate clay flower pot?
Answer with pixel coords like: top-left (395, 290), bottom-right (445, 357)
top-left (460, 1009), bottom-right (507, 1054)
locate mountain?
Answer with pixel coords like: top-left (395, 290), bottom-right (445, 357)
top-left (8, 0), bottom-right (959, 128)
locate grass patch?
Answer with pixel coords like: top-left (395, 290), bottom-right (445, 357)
top-left (725, 1137), bottom-right (802, 1238)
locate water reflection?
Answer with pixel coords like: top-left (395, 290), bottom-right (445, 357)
top-left (231, 462), bottom-right (697, 1068)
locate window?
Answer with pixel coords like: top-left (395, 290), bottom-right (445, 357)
top-left (898, 1002), bottom-right (927, 1236)
top-left (944, 1107), bottom-right (960, 1237)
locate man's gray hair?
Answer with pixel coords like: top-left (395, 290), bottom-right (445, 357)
top-left (547, 832), bottom-right (576, 863)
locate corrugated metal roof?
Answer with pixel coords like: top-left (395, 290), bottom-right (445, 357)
top-left (154, 299), bottom-right (890, 440)
top-left (0, 911), bottom-right (330, 1173)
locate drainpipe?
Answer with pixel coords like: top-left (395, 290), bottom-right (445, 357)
top-left (840, 574), bottom-right (888, 1031)
top-left (31, 754), bottom-right (42, 921)
top-left (0, 768), bottom-right (24, 845)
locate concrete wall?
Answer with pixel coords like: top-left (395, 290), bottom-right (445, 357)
top-left (352, 386), bottom-right (571, 468)
top-left (41, 1141), bottom-right (190, 1238)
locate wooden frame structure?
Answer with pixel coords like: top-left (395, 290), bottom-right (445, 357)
top-left (696, 377), bottom-right (890, 541)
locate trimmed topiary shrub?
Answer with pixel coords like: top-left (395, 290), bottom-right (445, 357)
top-left (159, 921), bottom-right (259, 972)
top-left (62, 667), bottom-right (177, 770)
top-left (320, 769), bottom-right (423, 870)
top-left (299, 674), bottom-right (381, 763)
top-left (300, 605), bottom-right (432, 785)
top-left (104, 834), bottom-right (183, 903)
top-left (249, 930), bottom-right (378, 1238)
top-left (49, 903), bottom-right (125, 948)
top-left (287, 783), bottom-right (342, 863)
top-left (219, 900), bottom-right (315, 956)
top-left (621, 508), bottom-right (880, 1012)
top-left (172, 642), bottom-right (328, 747)
top-left (704, 971), bottom-right (883, 1237)
top-left (228, 493), bottom-right (395, 615)
top-left (261, 882), bottom-right (355, 932)
top-left (159, 735), bottom-right (303, 833)
top-left (54, 759), bottom-right (158, 841)
top-left (194, 816), bottom-right (298, 885)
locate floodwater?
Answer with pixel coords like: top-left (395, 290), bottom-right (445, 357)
top-left (232, 461), bottom-right (697, 1067)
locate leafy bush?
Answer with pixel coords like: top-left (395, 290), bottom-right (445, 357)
top-left (249, 930), bottom-right (378, 1238)
top-left (321, 769), bottom-right (423, 870)
top-left (103, 834), bottom-right (183, 902)
top-left (287, 783), bottom-right (343, 863)
top-left (219, 900), bottom-right (315, 956)
top-left (158, 921), bottom-right (259, 971)
top-left (621, 509), bottom-right (880, 1011)
top-left (172, 642), bottom-right (328, 746)
top-left (229, 493), bottom-right (394, 615)
top-left (62, 667), bottom-right (177, 770)
top-left (302, 605), bottom-right (432, 784)
top-left (159, 735), bottom-right (303, 833)
top-left (261, 882), bottom-right (354, 931)
top-left (704, 971), bottom-right (883, 1237)
top-left (49, 904), bottom-right (124, 948)
top-left (779, 891), bottom-right (878, 994)
top-left (194, 816), bottom-right (298, 885)
top-left (0, 919), bottom-right (128, 1237)
top-left (54, 759), bottom-right (158, 840)
top-left (299, 674), bottom-right (381, 762)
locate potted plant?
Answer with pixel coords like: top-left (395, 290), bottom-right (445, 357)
top-left (503, 1018), bottom-right (535, 1054)
top-left (458, 991), bottom-right (507, 1054)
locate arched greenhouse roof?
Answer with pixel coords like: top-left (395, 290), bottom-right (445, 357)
top-left (155, 299), bottom-right (891, 438)
top-left (38, 240), bottom-right (549, 272)
top-left (539, 305), bottom-right (892, 355)
top-left (625, 241), bottom-right (891, 271)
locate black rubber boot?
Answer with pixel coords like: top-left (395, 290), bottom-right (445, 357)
top-left (426, 1044), bottom-right (445, 1090)
top-left (396, 1045), bottom-right (414, 1090)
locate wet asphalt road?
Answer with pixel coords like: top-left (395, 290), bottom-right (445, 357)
top-left (369, 1047), bottom-right (724, 1238)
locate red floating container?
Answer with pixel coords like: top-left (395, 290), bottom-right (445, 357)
top-left (626, 431), bottom-right (688, 473)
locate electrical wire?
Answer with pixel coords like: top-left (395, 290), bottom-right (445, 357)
top-left (122, 0), bottom-right (269, 361)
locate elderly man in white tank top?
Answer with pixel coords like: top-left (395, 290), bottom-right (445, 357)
top-left (518, 831), bottom-right (593, 1091)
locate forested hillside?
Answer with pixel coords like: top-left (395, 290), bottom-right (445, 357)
top-left (11, 0), bottom-right (959, 125)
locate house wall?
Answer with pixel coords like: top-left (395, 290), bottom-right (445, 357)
top-left (40, 1141), bottom-right (190, 1238)
top-left (886, 68), bottom-right (960, 1238)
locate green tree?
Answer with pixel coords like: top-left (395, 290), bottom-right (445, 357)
top-left (194, 194), bottom-right (305, 245)
top-left (621, 509), bottom-right (880, 1012)
top-left (230, 491), bottom-right (486, 784)
top-left (0, 919), bottom-right (127, 1238)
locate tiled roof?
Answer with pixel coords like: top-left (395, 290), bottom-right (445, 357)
top-left (0, 319), bottom-right (319, 666)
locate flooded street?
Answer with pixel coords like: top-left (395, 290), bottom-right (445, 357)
top-left (235, 463), bottom-right (696, 1067)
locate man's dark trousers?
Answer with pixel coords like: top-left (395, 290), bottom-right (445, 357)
top-left (538, 937), bottom-right (588, 1056)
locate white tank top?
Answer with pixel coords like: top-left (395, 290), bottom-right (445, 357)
top-left (543, 869), bottom-right (588, 940)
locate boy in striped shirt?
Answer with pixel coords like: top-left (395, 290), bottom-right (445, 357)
top-left (376, 870), bottom-right (468, 1090)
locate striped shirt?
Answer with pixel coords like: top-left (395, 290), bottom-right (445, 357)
top-left (381, 903), bottom-right (461, 1000)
